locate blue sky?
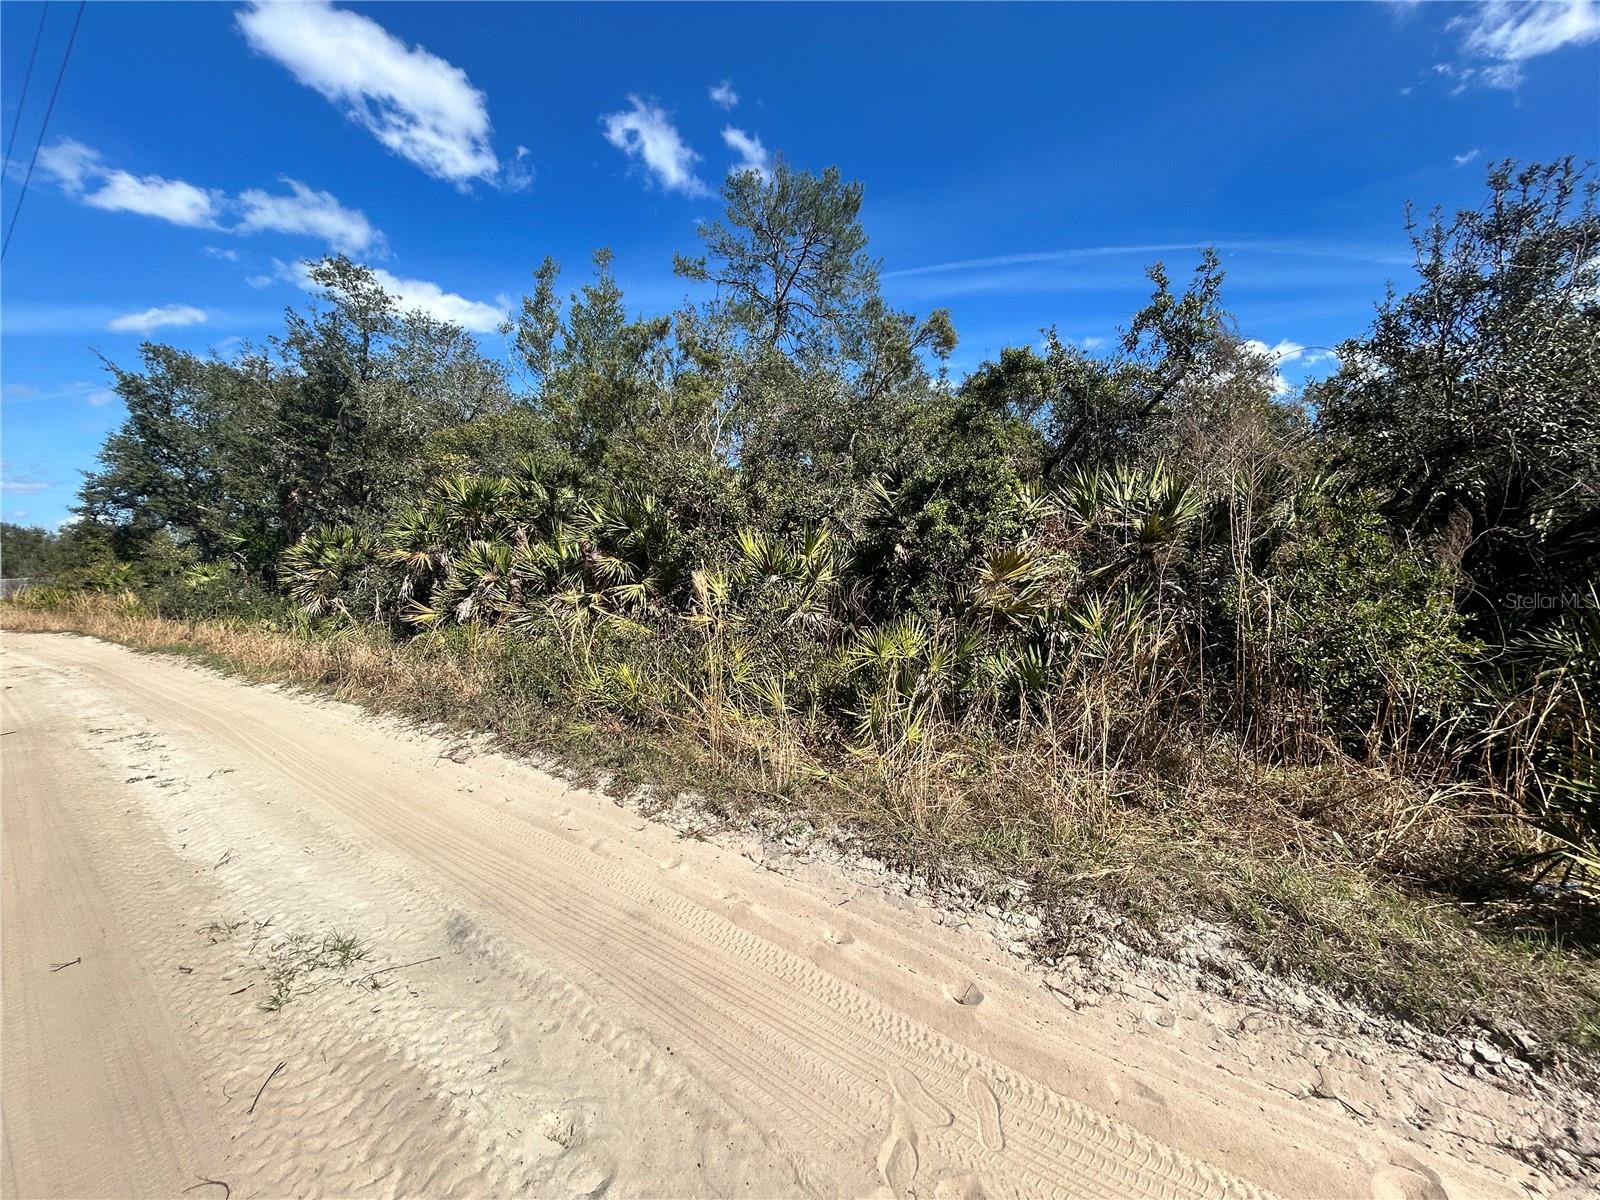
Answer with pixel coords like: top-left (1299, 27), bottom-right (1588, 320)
top-left (3, 1), bottom-right (1597, 528)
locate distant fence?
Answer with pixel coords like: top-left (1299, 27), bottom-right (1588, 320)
top-left (0, 577), bottom-right (49, 599)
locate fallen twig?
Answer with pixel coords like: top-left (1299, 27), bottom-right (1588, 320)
top-left (183, 1178), bottom-right (231, 1200)
top-left (212, 849), bottom-right (234, 871)
top-left (246, 917), bottom-right (274, 956)
top-left (227, 982), bottom-right (254, 996)
top-left (50, 957), bottom-right (82, 972)
top-left (247, 1061), bottom-right (286, 1116)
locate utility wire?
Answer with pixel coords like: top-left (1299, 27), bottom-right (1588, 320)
top-left (2, 0), bottom-right (84, 263)
top-left (3, 2), bottom-right (51, 173)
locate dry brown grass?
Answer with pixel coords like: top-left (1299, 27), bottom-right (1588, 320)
top-left (6, 591), bottom-right (1598, 1061)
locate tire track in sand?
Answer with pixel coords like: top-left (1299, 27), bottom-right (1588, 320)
top-left (25, 634), bottom-right (1274, 1200)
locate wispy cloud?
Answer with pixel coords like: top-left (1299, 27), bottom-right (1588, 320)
top-left (1, 461), bottom-right (51, 495)
top-left (39, 140), bottom-right (382, 253)
top-left (709, 80), bottom-right (739, 109)
top-left (1453, 148), bottom-right (1483, 167)
top-left (722, 127), bottom-right (770, 180)
top-left (602, 97), bottom-right (707, 196)
top-left (237, 178), bottom-right (383, 254)
top-left (2, 380), bottom-right (106, 405)
top-left (236, 0), bottom-right (524, 190)
top-left (41, 140), bottom-right (222, 228)
top-left (884, 239), bottom-right (1409, 283)
top-left (108, 304), bottom-right (209, 334)
top-left (1438, 0), bottom-right (1599, 90)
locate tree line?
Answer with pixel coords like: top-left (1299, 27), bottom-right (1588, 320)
top-left (10, 155), bottom-right (1598, 900)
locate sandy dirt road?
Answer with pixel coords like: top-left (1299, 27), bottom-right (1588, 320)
top-left (0, 631), bottom-right (1557, 1199)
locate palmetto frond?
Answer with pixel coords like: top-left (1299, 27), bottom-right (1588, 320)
top-left (432, 475), bottom-right (511, 542)
top-left (796, 525), bottom-right (842, 588)
top-left (181, 562), bottom-right (231, 589)
top-left (1048, 459), bottom-right (1202, 553)
top-left (1101, 459), bottom-right (1204, 551)
top-left (609, 576), bottom-right (660, 612)
top-left (1008, 479), bottom-right (1052, 524)
top-left (382, 506), bottom-right (450, 578)
top-left (737, 527), bottom-right (793, 581)
top-left (734, 524), bottom-right (844, 636)
top-left (846, 614), bottom-right (931, 673)
top-left (505, 456), bottom-right (552, 520)
top-left (970, 546), bottom-right (1050, 629)
top-left (280, 524), bottom-right (369, 617)
top-left (589, 550), bottom-right (638, 586)
top-left (1050, 466), bottom-right (1103, 531)
top-left (427, 538), bottom-right (518, 624)
top-left (1061, 587), bottom-right (1168, 666)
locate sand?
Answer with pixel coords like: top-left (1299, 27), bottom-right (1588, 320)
top-left (0, 630), bottom-right (1582, 1198)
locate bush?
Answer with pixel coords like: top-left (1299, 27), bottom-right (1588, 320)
top-left (1272, 490), bottom-right (1476, 742)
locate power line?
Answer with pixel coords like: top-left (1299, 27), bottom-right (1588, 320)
top-left (3, 2), bottom-right (51, 173)
top-left (2, 0), bottom-right (84, 263)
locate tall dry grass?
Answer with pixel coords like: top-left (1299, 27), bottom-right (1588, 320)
top-left (5, 589), bottom-right (1598, 1058)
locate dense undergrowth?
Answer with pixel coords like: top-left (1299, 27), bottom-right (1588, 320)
top-left (5, 589), bottom-right (1597, 1058)
top-left (3, 155), bottom-right (1596, 1055)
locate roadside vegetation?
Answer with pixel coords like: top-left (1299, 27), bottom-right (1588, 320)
top-left (4, 157), bottom-right (1596, 1057)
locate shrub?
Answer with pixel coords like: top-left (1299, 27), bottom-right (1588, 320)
top-left (1271, 489), bottom-right (1476, 743)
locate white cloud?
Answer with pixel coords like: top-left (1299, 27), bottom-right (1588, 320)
top-left (369, 268), bottom-right (506, 331)
top-left (84, 171), bottom-right (221, 227)
top-left (37, 139), bottom-right (100, 190)
top-left (0, 462), bottom-right (50, 495)
top-left (236, 0), bottom-right (514, 189)
top-left (1243, 338), bottom-right (1338, 396)
top-left (1456, 0), bottom-right (1599, 61)
top-left (108, 304), bottom-right (210, 334)
top-left (41, 141), bottom-right (223, 228)
top-left (722, 127), bottom-right (770, 180)
top-left (601, 97), bottom-right (706, 196)
top-left (709, 80), bottom-right (739, 109)
top-left (502, 145), bottom-right (534, 192)
top-left (1442, 0), bottom-right (1599, 90)
top-left (284, 259), bottom-right (505, 332)
top-left (38, 140), bottom-right (381, 253)
top-left (1453, 148), bottom-right (1483, 167)
top-left (85, 389), bottom-right (117, 407)
top-left (237, 178), bottom-right (383, 255)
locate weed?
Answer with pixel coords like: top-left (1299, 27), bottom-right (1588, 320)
top-left (252, 928), bottom-right (373, 1012)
